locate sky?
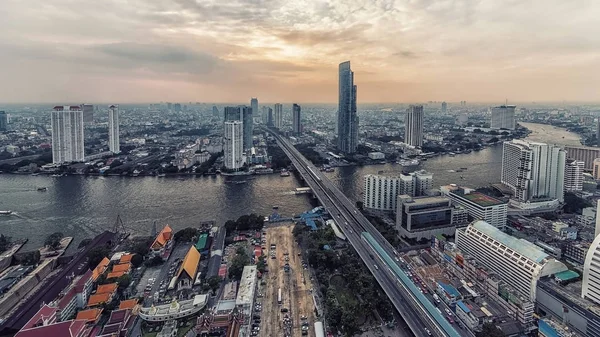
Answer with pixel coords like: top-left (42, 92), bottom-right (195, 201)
top-left (0, 0), bottom-right (599, 104)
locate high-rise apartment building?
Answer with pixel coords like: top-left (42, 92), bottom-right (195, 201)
top-left (266, 107), bottom-right (273, 127)
top-left (501, 140), bottom-right (566, 203)
top-left (564, 145), bottom-right (600, 170)
top-left (212, 105), bottom-right (219, 117)
top-left (564, 160), bottom-right (584, 192)
top-left (242, 106), bottom-right (253, 150)
top-left (440, 185), bottom-right (508, 229)
top-left (441, 101), bottom-right (447, 113)
top-left (108, 105), bottom-right (120, 154)
top-left (456, 220), bottom-right (567, 301)
top-left (292, 104), bottom-right (301, 135)
top-left (224, 121), bottom-right (243, 170)
top-left (82, 104), bottom-right (94, 123)
top-left (0, 111), bottom-right (7, 131)
top-left (250, 98), bottom-right (258, 121)
top-left (51, 106), bottom-right (85, 164)
top-left (273, 104), bottom-right (282, 129)
top-left (224, 106), bottom-right (241, 122)
top-left (337, 61), bottom-right (358, 154)
top-left (490, 105), bottom-right (516, 130)
top-left (593, 158), bottom-right (600, 180)
top-left (363, 171), bottom-right (433, 211)
top-left (396, 195), bottom-right (468, 240)
top-left (405, 105), bottom-right (424, 147)
top-left (583, 234), bottom-right (600, 305)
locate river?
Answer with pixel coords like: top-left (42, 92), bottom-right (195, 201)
top-left (0, 122), bottom-right (581, 250)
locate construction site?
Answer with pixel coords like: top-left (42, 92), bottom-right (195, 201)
top-left (260, 224), bottom-right (318, 337)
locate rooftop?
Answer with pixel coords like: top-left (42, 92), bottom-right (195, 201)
top-left (456, 300), bottom-right (471, 314)
top-left (111, 263), bottom-right (130, 273)
top-left (118, 299), bottom-right (138, 310)
top-left (459, 191), bottom-right (505, 207)
top-left (96, 282), bottom-right (118, 294)
top-left (177, 246), bottom-right (201, 280)
top-left (91, 257), bottom-right (110, 281)
top-left (236, 265), bottom-right (257, 306)
top-left (195, 233), bottom-right (209, 251)
top-left (87, 292), bottom-right (112, 307)
top-left (151, 225), bottom-right (173, 249)
top-left (554, 270), bottom-right (579, 282)
top-left (75, 308), bottom-right (103, 322)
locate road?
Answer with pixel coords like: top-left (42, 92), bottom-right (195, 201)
top-left (266, 128), bottom-right (463, 337)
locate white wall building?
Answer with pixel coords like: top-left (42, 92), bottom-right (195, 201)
top-left (582, 233), bottom-right (600, 305)
top-left (51, 105), bottom-right (85, 164)
top-left (456, 220), bottom-right (568, 301)
top-left (405, 105), bottom-right (423, 147)
top-left (564, 160), bottom-right (584, 192)
top-left (236, 266), bottom-right (257, 315)
top-left (396, 195), bottom-right (466, 240)
top-left (490, 105), bottom-right (516, 130)
top-left (363, 171), bottom-right (433, 211)
top-left (108, 105), bottom-right (120, 154)
top-left (593, 158), bottom-right (600, 180)
top-left (501, 140), bottom-right (566, 203)
top-left (440, 184), bottom-right (508, 229)
top-left (224, 121), bottom-right (244, 170)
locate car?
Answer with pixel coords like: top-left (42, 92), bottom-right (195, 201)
top-left (424, 328), bottom-right (432, 336)
top-left (445, 308), bottom-right (453, 316)
top-left (281, 308), bottom-right (289, 312)
top-left (447, 316), bottom-right (454, 324)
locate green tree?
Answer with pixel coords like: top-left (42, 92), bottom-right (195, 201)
top-left (0, 234), bottom-right (12, 252)
top-left (87, 246), bottom-right (111, 269)
top-left (206, 275), bottom-right (222, 292)
top-left (45, 232), bottom-right (64, 250)
top-left (174, 227), bottom-right (197, 242)
top-left (476, 323), bottom-right (505, 337)
top-left (147, 255), bottom-right (164, 267)
top-left (228, 253), bottom-right (250, 280)
top-left (130, 254), bottom-right (144, 268)
top-left (117, 274), bottom-right (132, 291)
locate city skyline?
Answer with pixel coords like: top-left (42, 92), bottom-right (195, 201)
top-left (1, 1), bottom-right (599, 103)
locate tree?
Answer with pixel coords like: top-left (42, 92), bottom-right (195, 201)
top-left (87, 246), bottom-right (111, 269)
top-left (229, 252), bottom-right (250, 280)
top-left (117, 274), bottom-right (132, 291)
top-left (0, 234), bottom-right (11, 252)
top-left (45, 232), bottom-right (64, 251)
top-left (19, 250), bottom-right (41, 266)
top-left (206, 275), bottom-right (222, 292)
top-left (564, 192), bottom-right (592, 214)
top-left (476, 323), bottom-right (505, 337)
top-left (174, 228), bottom-right (197, 242)
top-left (130, 254), bottom-right (144, 268)
top-left (147, 255), bottom-right (164, 267)
top-left (78, 238), bottom-right (92, 249)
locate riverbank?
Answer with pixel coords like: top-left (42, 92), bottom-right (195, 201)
top-left (518, 122), bottom-right (583, 146)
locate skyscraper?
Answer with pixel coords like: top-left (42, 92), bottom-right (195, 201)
top-left (501, 140), bottom-right (566, 203)
top-left (224, 106), bottom-right (241, 122)
top-left (242, 106), bottom-right (253, 150)
top-left (337, 61), bottom-right (358, 154)
top-left (564, 160), bottom-right (584, 192)
top-left (224, 121), bottom-right (243, 170)
top-left (405, 105), bottom-right (424, 147)
top-left (108, 105), bottom-right (120, 154)
top-left (212, 105), bottom-right (219, 117)
top-left (0, 111), bottom-right (7, 131)
top-left (51, 105), bottom-right (85, 164)
top-left (292, 104), bottom-right (301, 135)
top-left (267, 107), bottom-right (273, 127)
top-left (82, 104), bottom-right (94, 123)
top-left (441, 101), bottom-right (447, 113)
top-left (250, 97), bottom-right (258, 120)
top-left (490, 105), bottom-right (516, 130)
top-left (583, 232), bottom-right (600, 305)
top-left (274, 103), bottom-right (283, 129)
top-left (596, 119), bottom-right (600, 146)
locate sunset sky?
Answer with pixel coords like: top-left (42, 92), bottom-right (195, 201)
top-left (0, 0), bottom-right (598, 103)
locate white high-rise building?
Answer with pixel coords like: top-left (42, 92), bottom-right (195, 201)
top-left (224, 121), bottom-right (243, 170)
top-left (564, 160), bottom-right (584, 192)
top-left (456, 220), bottom-right (567, 301)
top-left (405, 105), bottom-right (424, 147)
top-left (108, 105), bottom-right (120, 154)
top-left (363, 171), bottom-right (433, 211)
top-left (490, 105), bottom-right (516, 130)
top-left (274, 103), bottom-right (283, 129)
top-left (501, 140), bottom-right (566, 203)
top-left (51, 105), bottom-right (85, 164)
top-left (582, 233), bottom-right (600, 305)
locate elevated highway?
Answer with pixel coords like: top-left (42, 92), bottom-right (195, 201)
top-left (267, 129), bottom-right (463, 337)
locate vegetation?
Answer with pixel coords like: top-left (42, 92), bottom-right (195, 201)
top-left (205, 275), bottom-right (222, 292)
top-left (364, 214), bottom-right (401, 248)
top-left (171, 127), bottom-right (211, 137)
top-left (256, 255), bottom-right (267, 273)
top-left (17, 250), bottom-right (41, 266)
top-left (228, 246), bottom-right (250, 280)
top-left (146, 255), bottom-right (164, 267)
top-left (87, 246), bottom-right (112, 269)
top-left (44, 232), bottom-right (64, 251)
top-left (130, 253), bottom-right (144, 268)
top-left (129, 237), bottom-right (154, 257)
top-left (294, 144), bottom-right (328, 166)
top-left (267, 145), bottom-right (291, 170)
top-left (294, 223), bottom-right (394, 336)
top-left (0, 234), bottom-right (11, 252)
top-left (563, 192), bottom-right (592, 214)
top-left (476, 323), bottom-right (505, 337)
top-left (117, 274), bottom-right (132, 291)
top-left (194, 152), bottom-right (221, 174)
top-left (224, 213), bottom-right (265, 234)
top-left (174, 227), bottom-right (198, 243)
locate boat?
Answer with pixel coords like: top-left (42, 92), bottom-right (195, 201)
top-left (397, 159), bottom-right (420, 167)
top-left (280, 170), bottom-right (290, 177)
top-left (50, 174), bottom-right (63, 177)
top-left (31, 173), bottom-right (39, 176)
top-left (157, 173), bottom-right (166, 177)
top-left (460, 167), bottom-right (468, 170)
top-left (0, 211), bottom-right (12, 215)
top-left (37, 187), bottom-right (48, 192)
top-left (324, 167), bottom-right (335, 172)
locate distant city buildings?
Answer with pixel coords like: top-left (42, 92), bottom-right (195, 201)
top-left (242, 106), bottom-right (253, 150)
top-left (274, 103), bottom-right (282, 129)
top-left (564, 160), bottom-right (584, 192)
top-left (490, 105), bottom-right (516, 130)
top-left (405, 105), bottom-right (424, 147)
top-left (266, 107), bottom-right (273, 127)
top-left (440, 184), bottom-right (507, 229)
top-left (564, 145), bottom-right (600, 171)
top-left (337, 61), bottom-right (358, 154)
top-left (501, 140), bottom-right (566, 203)
top-left (441, 101), bottom-right (447, 113)
top-left (81, 104), bottom-right (94, 123)
top-left (108, 105), bottom-right (120, 154)
top-left (363, 171), bottom-right (433, 211)
top-left (250, 98), bottom-right (258, 122)
top-left (51, 105), bottom-right (85, 164)
top-left (292, 104), bottom-right (301, 135)
top-left (224, 106), bottom-right (241, 122)
top-left (0, 111), bottom-right (7, 131)
top-left (396, 195), bottom-right (468, 240)
top-left (594, 158), bottom-right (600, 180)
top-left (223, 120), bottom-right (244, 170)
top-left (212, 105), bottom-right (219, 118)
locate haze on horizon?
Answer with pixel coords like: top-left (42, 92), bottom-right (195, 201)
top-left (0, 0), bottom-right (599, 104)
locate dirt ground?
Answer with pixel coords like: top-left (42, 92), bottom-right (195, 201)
top-left (261, 224), bottom-right (317, 337)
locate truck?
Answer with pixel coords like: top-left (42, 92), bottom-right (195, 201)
top-left (314, 321), bottom-right (325, 337)
top-left (278, 288), bottom-right (282, 304)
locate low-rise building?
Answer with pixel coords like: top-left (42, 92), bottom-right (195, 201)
top-left (235, 266), bottom-right (257, 316)
top-left (176, 246), bottom-right (201, 290)
top-left (139, 295), bottom-right (208, 322)
top-left (396, 195), bottom-right (465, 240)
top-left (455, 300), bottom-right (490, 331)
top-left (150, 225), bottom-right (173, 259)
top-left (15, 305), bottom-right (92, 337)
top-left (440, 184), bottom-right (508, 229)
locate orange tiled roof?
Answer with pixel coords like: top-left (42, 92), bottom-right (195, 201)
top-left (118, 299), bottom-right (138, 310)
top-left (119, 254), bottom-right (133, 264)
top-left (91, 257), bottom-right (110, 281)
top-left (106, 270), bottom-right (126, 279)
top-left (87, 293), bottom-right (112, 307)
top-left (96, 283), bottom-right (118, 294)
top-left (75, 308), bottom-right (103, 323)
top-left (112, 263), bottom-right (130, 273)
top-left (177, 246), bottom-right (200, 280)
top-left (151, 225), bottom-right (173, 249)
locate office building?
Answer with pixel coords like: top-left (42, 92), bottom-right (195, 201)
top-left (501, 140), bottom-right (566, 203)
top-left (81, 104), bottom-right (94, 123)
top-left (212, 105), bottom-right (219, 117)
top-left (224, 121), bottom-right (243, 170)
top-left (250, 98), bottom-right (258, 123)
top-left (441, 101), bottom-right (447, 113)
top-left (0, 111), bottom-right (7, 131)
top-left (292, 103), bottom-right (301, 135)
top-left (242, 106), bottom-right (253, 150)
top-left (51, 106), bottom-right (85, 164)
top-left (440, 184), bottom-right (508, 229)
top-left (593, 158), bottom-right (600, 179)
top-left (224, 106), bottom-right (241, 122)
top-left (266, 107), bottom-right (273, 127)
top-left (107, 105), bottom-right (120, 154)
top-left (456, 220), bottom-right (568, 301)
top-left (396, 195), bottom-right (467, 240)
top-left (490, 105), bottom-right (516, 130)
top-left (564, 160), bottom-right (584, 192)
top-left (261, 106), bottom-right (269, 124)
top-left (405, 105), bottom-right (424, 147)
top-left (564, 145), bottom-right (600, 170)
top-left (363, 171), bottom-right (434, 212)
top-left (337, 61), bottom-right (358, 154)
top-left (274, 103), bottom-right (283, 129)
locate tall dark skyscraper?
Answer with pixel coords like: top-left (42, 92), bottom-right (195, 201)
top-left (292, 104), bottom-right (302, 135)
top-left (224, 106), bottom-right (241, 121)
top-left (242, 106), bottom-right (253, 150)
top-left (337, 61), bottom-right (358, 154)
top-left (267, 107), bottom-right (273, 127)
top-left (441, 101), bottom-right (447, 113)
top-left (405, 105), bottom-right (424, 147)
top-left (81, 104), bottom-right (94, 123)
top-left (0, 111), bottom-right (7, 131)
top-left (250, 97), bottom-right (258, 120)
top-left (212, 105), bottom-right (219, 117)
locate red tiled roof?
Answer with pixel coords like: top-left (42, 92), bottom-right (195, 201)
top-left (15, 320), bottom-right (88, 337)
top-left (21, 305), bottom-right (58, 330)
top-left (151, 225), bottom-right (173, 249)
top-left (96, 283), bottom-right (118, 294)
